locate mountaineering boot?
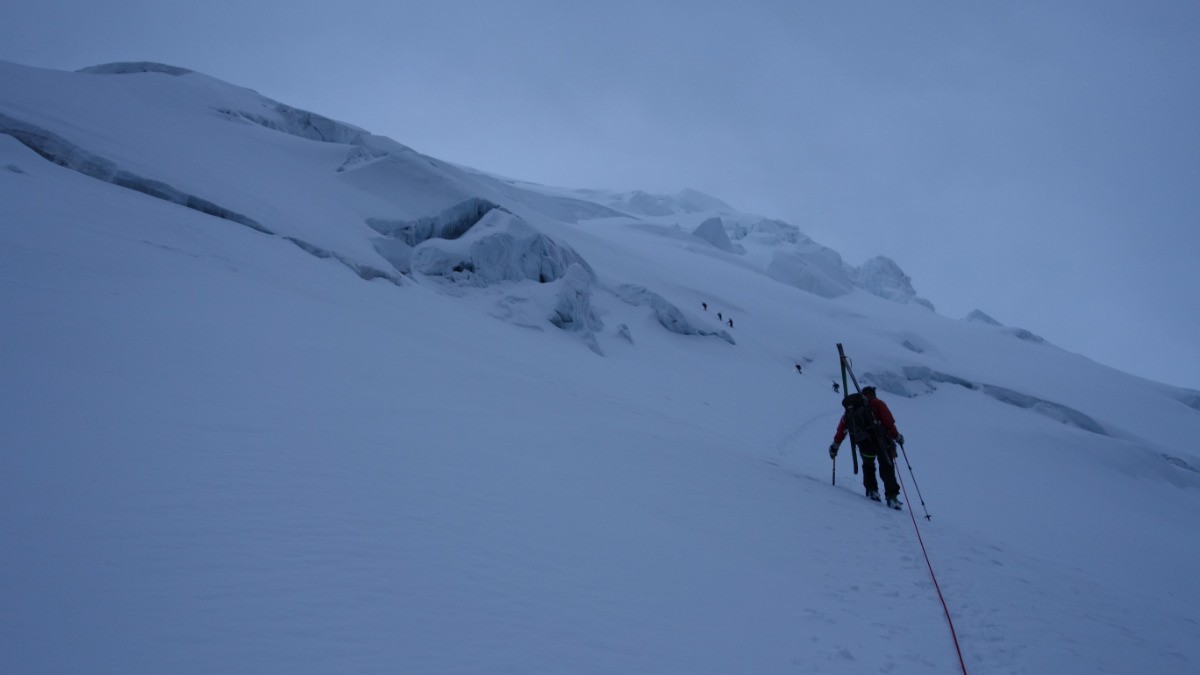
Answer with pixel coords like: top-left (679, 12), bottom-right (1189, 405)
top-left (866, 490), bottom-right (881, 502)
top-left (886, 496), bottom-right (903, 510)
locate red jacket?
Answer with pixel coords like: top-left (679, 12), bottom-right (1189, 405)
top-left (833, 396), bottom-right (899, 445)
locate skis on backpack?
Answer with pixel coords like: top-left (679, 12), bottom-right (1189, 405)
top-left (836, 343), bottom-right (859, 476)
top-left (836, 343), bottom-right (896, 471)
top-left (837, 343), bottom-right (931, 519)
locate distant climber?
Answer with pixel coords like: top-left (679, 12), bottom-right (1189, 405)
top-left (718, 312), bottom-right (723, 321)
top-left (702, 302), bottom-right (708, 311)
top-left (832, 382), bottom-right (840, 393)
top-left (727, 318), bottom-right (733, 328)
top-left (828, 386), bottom-right (906, 510)
top-left (795, 364), bottom-right (803, 374)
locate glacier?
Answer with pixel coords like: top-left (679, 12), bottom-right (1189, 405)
top-left (2, 60), bottom-right (1199, 674)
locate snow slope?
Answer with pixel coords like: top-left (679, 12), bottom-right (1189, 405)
top-left (3, 60), bottom-right (1199, 674)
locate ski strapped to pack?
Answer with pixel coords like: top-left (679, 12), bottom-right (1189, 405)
top-left (836, 343), bottom-right (859, 477)
top-left (837, 343), bottom-right (897, 471)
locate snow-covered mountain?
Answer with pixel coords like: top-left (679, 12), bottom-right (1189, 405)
top-left (3, 60), bottom-right (1199, 674)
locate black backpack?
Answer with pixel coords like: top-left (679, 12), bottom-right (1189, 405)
top-left (842, 393), bottom-right (881, 445)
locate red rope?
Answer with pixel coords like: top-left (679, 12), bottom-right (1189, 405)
top-left (896, 468), bottom-right (969, 674)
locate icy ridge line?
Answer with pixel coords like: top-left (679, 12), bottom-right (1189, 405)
top-left (0, 112), bottom-right (403, 285)
top-left (77, 62), bottom-right (194, 77)
top-left (865, 365), bottom-right (1107, 435)
top-left (862, 366), bottom-right (1198, 473)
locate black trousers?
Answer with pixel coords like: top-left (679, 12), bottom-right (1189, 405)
top-left (858, 440), bottom-right (900, 498)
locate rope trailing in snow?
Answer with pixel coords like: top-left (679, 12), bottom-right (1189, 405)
top-left (896, 469), bottom-right (969, 674)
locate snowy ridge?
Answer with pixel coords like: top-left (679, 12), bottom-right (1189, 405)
top-left (3, 60), bottom-right (1200, 674)
top-left (78, 61), bottom-right (195, 76)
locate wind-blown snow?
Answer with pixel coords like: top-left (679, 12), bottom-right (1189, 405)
top-left (965, 309), bottom-right (1003, 326)
top-left (3, 60), bottom-right (1200, 674)
top-left (601, 188), bottom-right (734, 217)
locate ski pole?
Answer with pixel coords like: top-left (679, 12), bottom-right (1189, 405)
top-left (897, 441), bottom-right (932, 520)
top-left (832, 456), bottom-right (836, 486)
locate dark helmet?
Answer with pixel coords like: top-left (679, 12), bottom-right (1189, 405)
top-left (862, 386), bottom-right (877, 397)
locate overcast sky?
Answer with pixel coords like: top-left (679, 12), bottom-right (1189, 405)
top-left (4, 0), bottom-right (1198, 388)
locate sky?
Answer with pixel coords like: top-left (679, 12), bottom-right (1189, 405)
top-left (2, 0), bottom-right (1198, 388)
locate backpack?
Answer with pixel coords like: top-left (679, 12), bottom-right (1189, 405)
top-left (842, 393), bottom-right (881, 445)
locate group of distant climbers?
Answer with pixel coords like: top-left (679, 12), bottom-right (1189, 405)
top-left (700, 302), bottom-right (733, 328)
